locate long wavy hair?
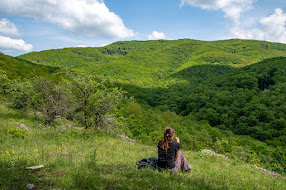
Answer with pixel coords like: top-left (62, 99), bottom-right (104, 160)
top-left (161, 126), bottom-right (175, 151)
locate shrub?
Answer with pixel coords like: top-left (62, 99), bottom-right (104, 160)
top-left (7, 127), bottom-right (27, 139)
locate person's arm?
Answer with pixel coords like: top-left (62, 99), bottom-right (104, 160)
top-left (174, 137), bottom-right (180, 143)
top-left (174, 137), bottom-right (180, 161)
top-left (175, 150), bottom-right (179, 161)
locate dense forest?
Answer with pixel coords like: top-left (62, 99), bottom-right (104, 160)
top-left (128, 57), bottom-right (286, 144)
top-left (1, 39), bottom-right (286, 174)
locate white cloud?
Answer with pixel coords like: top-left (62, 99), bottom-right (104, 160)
top-left (181, 0), bottom-right (230, 9)
top-left (0, 18), bottom-right (33, 52)
top-left (0, 0), bottom-right (134, 39)
top-left (52, 36), bottom-right (83, 44)
top-left (75, 44), bottom-right (88, 47)
top-left (230, 27), bottom-right (264, 40)
top-left (0, 36), bottom-right (33, 51)
top-left (180, 0), bottom-right (254, 24)
top-left (0, 18), bottom-right (21, 36)
top-left (181, 0), bottom-right (286, 43)
top-left (231, 9), bottom-right (286, 43)
top-left (259, 8), bottom-right (286, 43)
top-left (148, 31), bottom-right (166, 40)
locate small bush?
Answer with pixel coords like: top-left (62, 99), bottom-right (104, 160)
top-left (7, 127), bottom-right (27, 139)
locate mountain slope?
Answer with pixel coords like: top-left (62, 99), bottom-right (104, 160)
top-left (0, 53), bottom-right (58, 79)
top-left (18, 39), bottom-right (286, 88)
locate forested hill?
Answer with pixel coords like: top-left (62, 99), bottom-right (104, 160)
top-left (130, 57), bottom-right (286, 144)
top-left (18, 39), bottom-right (286, 88)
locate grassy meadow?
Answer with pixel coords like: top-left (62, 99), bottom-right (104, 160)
top-left (1, 102), bottom-right (285, 190)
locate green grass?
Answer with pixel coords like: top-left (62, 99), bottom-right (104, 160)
top-left (0, 103), bottom-right (285, 189)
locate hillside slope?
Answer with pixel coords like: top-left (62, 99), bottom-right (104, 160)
top-left (0, 102), bottom-right (285, 189)
top-left (18, 39), bottom-right (286, 88)
top-left (0, 53), bottom-right (58, 79)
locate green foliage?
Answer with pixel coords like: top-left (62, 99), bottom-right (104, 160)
top-left (8, 79), bottom-right (37, 109)
top-left (7, 127), bottom-right (27, 139)
top-left (35, 77), bottom-right (74, 124)
top-left (1, 56), bottom-right (125, 127)
top-left (125, 58), bottom-right (286, 144)
top-left (7, 76), bottom-right (72, 124)
top-left (0, 70), bottom-right (9, 94)
top-left (0, 53), bottom-right (61, 112)
top-left (0, 53), bottom-right (58, 80)
top-left (64, 69), bottom-right (125, 129)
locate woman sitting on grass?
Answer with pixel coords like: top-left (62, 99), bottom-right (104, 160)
top-left (157, 126), bottom-right (192, 173)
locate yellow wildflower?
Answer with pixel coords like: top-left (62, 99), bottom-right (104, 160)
top-left (57, 147), bottom-right (62, 153)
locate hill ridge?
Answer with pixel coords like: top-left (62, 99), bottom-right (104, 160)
top-left (18, 39), bottom-right (286, 88)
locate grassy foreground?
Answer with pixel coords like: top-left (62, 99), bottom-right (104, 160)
top-left (0, 103), bottom-right (285, 190)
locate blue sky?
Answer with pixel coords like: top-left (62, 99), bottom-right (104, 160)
top-left (0, 0), bottom-right (285, 56)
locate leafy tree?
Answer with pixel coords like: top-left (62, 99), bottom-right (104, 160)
top-left (64, 70), bottom-right (125, 129)
top-left (0, 70), bottom-right (9, 94)
top-left (9, 77), bottom-right (73, 124)
top-left (9, 79), bottom-right (36, 110)
top-left (124, 99), bottom-right (143, 120)
top-left (35, 78), bottom-right (75, 124)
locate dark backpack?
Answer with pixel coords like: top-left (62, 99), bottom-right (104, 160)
top-left (136, 157), bottom-right (158, 169)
